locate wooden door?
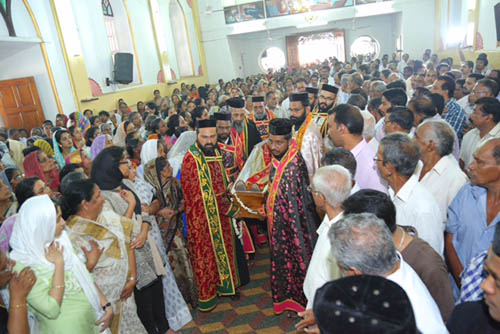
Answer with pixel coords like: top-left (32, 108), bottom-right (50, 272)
top-left (0, 76), bottom-right (45, 131)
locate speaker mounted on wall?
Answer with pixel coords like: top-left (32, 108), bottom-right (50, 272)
top-left (113, 52), bottom-right (134, 84)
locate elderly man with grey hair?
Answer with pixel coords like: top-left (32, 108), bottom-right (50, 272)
top-left (414, 119), bottom-right (468, 223)
top-left (328, 213), bottom-right (447, 333)
top-left (369, 80), bottom-right (387, 100)
top-left (360, 110), bottom-right (378, 151)
top-left (302, 165), bottom-right (352, 310)
top-left (376, 133), bottom-right (444, 255)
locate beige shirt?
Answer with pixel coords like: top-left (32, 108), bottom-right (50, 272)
top-left (460, 122), bottom-right (500, 167)
top-left (416, 155), bottom-right (469, 224)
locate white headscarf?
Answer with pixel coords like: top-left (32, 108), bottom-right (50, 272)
top-left (10, 195), bottom-right (105, 325)
top-left (137, 139), bottom-right (158, 179)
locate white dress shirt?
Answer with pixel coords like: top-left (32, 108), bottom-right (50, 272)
top-left (303, 213), bottom-right (343, 309)
top-left (389, 175), bottom-right (444, 255)
top-left (416, 155), bottom-right (469, 224)
top-left (387, 254), bottom-right (448, 334)
top-left (460, 122), bottom-right (500, 167)
top-left (280, 98), bottom-right (290, 119)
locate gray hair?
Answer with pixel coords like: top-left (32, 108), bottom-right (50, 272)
top-left (351, 73), bottom-right (364, 87)
top-left (100, 123), bottom-right (112, 132)
top-left (380, 133), bottom-right (421, 177)
top-left (370, 81), bottom-right (386, 94)
top-left (360, 110), bottom-right (376, 140)
top-left (418, 119), bottom-right (454, 157)
top-left (60, 171), bottom-right (87, 195)
top-left (328, 213), bottom-right (398, 276)
top-left (312, 165), bottom-right (352, 207)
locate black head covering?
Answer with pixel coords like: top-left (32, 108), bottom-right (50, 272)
top-left (197, 119), bottom-right (217, 128)
top-left (306, 87), bottom-right (319, 95)
top-left (289, 93), bottom-right (309, 106)
top-left (91, 146), bottom-right (124, 191)
top-left (321, 84), bottom-right (339, 94)
top-left (313, 275), bottom-right (417, 334)
top-left (214, 112), bottom-right (232, 121)
top-left (227, 97), bottom-right (245, 108)
top-left (269, 118), bottom-right (293, 136)
top-left (253, 96), bottom-right (265, 103)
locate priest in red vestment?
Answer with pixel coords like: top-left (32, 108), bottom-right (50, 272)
top-left (215, 112), bottom-right (245, 183)
top-left (248, 96), bottom-right (275, 140)
top-left (265, 118), bottom-right (320, 314)
top-left (227, 97), bottom-right (262, 158)
top-left (180, 119), bottom-right (243, 311)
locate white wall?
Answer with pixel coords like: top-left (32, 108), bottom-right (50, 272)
top-left (228, 13), bottom-right (399, 77)
top-left (198, 0), bottom-right (437, 81)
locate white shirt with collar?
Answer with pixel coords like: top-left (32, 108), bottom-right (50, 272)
top-left (387, 253), bottom-right (448, 334)
top-left (415, 155), bottom-right (469, 224)
top-left (389, 175), bottom-right (444, 255)
top-left (460, 122), bottom-right (500, 167)
top-left (303, 212), bottom-right (343, 309)
top-left (280, 98), bottom-right (290, 119)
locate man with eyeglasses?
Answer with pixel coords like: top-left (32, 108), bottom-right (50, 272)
top-left (448, 220), bottom-right (500, 333)
top-left (311, 84), bottom-right (338, 137)
top-left (248, 96), bottom-right (275, 140)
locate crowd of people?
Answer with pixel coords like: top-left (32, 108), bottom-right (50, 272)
top-left (0, 46), bottom-right (499, 334)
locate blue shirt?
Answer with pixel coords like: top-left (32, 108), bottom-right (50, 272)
top-left (443, 98), bottom-right (467, 142)
top-left (446, 183), bottom-right (500, 271)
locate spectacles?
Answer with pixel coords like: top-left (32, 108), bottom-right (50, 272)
top-left (373, 157), bottom-right (384, 163)
top-left (35, 185), bottom-right (50, 195)
top-left (307, 184), bottom-right (321, 195)
top-left (319, 95), bottom-right (335, 102)
top-left (14, 174), bottom-right (24, 181)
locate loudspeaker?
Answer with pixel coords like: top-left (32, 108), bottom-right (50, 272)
top-left (114, 53), bottom-right (134, 84)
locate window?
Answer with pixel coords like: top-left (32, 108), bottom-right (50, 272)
top-left (350, 36), bottom-right (380, 60)
top-left (298, 32), bottom-right (345, 65)
top-left (102, 0), bottom-right (119, 54)
top-left (169, 0), bottom-right (194, 77)
top-left (259, 47), bottom-right (286, 72)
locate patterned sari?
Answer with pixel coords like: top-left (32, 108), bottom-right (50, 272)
top-left (144, 158), bottom-right (198, 307)
top-left (66, 212), bottom-right (147, 334)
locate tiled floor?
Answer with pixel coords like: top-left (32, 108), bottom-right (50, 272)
top-left (180, 246), bottom-right (301, 334)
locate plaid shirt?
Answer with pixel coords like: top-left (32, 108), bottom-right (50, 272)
top-left (458, 250), bottom-right (488, 304)
top-left (443, 98), bottom-right (467, 142)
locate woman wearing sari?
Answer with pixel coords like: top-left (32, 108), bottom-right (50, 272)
top-left (23, 150), bottom-right (60, 191)
top-left (113, 121), bottom-right (135, 147)
top-left (69, 126), bottom-right (86, 150)
top-left (92, 146), bottom-right (191, 333)
top-left (65, 149), bottom-right (92, 177)
top-left (33, 139), bottom-right (54, 158)
top-left (53, 129), bottom-right (75, 168)
top-left (91, 134), bottom-right (113, 160)
top-left (10, 195), bottom-right (113, 334)
top-left (62, 179), bottom-right (147, 334)
top-left (144, 157), bottom-right (197, 307)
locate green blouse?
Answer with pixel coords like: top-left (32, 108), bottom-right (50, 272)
top-left (13, 262), bottom-right (99, 334)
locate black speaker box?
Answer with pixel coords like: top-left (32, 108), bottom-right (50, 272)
top-left (496, 3), bottom-right (500, 43)
top-left (114, 52), bottom-right (134, 84)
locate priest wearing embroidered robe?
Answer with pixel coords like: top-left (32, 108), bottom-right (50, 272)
top-left (227, 97), bottom-right (262, 158)
top-left (248, 96), bottom-right (275, 140)
top-left (265, 118), bottom-right (320, 314)
top-left (289, 92), bottom-right (323, 180)
top-left (311, 84), bottom-right (338, 137)
top-left (180, 119), bottom-right (246, 311)
top-left (215, 112), bottom-right (245, 183)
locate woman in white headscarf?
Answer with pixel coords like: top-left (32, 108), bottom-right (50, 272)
top-left (9, 195), bottom-right (113, 334)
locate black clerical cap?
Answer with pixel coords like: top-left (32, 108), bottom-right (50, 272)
top-left (197, 119), bottom-right (217, 128)
top-left (253, 96), bottom-right (265, 103)
top-left (321, 84), bottom-right (339, 94)
top-left (306, 87), bottom-right (319, 95)
top-left (227, 97), bottom-right (245, 108)
top-left (289, 93), bottom-right (309, 105)
top-left (213, 112), bottom-right (232, 121)
top-left (269, 118), bottom-right (293, 136)
top-left (313, 275), bottom-right (416, 334)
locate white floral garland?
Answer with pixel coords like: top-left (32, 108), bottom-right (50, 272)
top-left (230, 184), bottom-right (268, 240)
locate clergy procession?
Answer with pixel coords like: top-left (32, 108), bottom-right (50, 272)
top-left (1, 50), bottom-right (500, 334)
